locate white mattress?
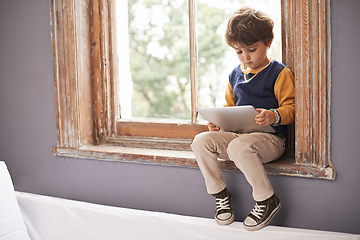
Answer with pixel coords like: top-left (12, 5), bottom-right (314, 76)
top-left (16, 192), bottom-right (360, 240)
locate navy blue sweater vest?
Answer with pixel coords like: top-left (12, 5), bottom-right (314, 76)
top-left (228, 60), bottom-right (288, 136)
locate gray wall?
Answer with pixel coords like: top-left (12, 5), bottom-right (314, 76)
top-left (1, 0), bottom-right (359, 234)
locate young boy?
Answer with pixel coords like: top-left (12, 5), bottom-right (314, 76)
top-left (191, 6), bottom-right (295, 231)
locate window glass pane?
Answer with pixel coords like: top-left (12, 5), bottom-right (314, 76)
top-left (117, 0), bottom-right (191, 121)
top-left (196, 0), bottom-right (282, 110)
top-left (116, 0), bottom-right (281, 122)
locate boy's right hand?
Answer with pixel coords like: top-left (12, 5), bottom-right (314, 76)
top-left (207, 122), bottom-right (220, 131)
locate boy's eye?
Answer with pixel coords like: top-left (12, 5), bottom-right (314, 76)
top-left (249, 48), bottom-right (257, 52)
top-left (236, 50), bottom-right (243, 54)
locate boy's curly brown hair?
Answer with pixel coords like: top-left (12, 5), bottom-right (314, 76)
top-left (225, 6), bottom-right (274, 48)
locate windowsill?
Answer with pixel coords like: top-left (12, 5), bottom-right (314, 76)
top-left (52, 145), bottom-right (336, 180)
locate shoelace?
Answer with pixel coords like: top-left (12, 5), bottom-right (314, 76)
top-left (250, 203), bottom-right (266, 219)
top-left (215, 196), bottom-right (231, 213)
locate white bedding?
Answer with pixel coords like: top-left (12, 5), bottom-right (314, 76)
top-left (16, 192), bottom-right (360, 240)
top-left (0, 162), bottom-right (31, 240)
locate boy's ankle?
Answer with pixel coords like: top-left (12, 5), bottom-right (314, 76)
top-left (212, 188), bottom-right (230, 198)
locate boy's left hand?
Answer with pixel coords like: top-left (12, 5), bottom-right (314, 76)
top-left (255, 108), bottom-right (276, 126)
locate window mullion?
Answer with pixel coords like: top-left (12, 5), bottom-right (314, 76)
top-left (188, 0), bottom-right (198, 124)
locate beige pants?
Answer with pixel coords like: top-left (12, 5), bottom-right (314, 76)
top-left (191, 131), bottom-right (285, 201)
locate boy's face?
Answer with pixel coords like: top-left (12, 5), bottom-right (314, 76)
top-left (233, 41), bottom-right (271, 71)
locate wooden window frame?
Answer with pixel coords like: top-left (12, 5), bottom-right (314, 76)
top-left (50, 0), bottom-right (335, 180)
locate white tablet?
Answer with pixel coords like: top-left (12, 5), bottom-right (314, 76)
top-left (198, 105), bottom-right (275, 133)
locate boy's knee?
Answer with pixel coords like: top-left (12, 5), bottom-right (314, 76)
top-left (191, 132), bottom-right (216, 151)
top-left (192, 132), bottom-right (210, 148)
top-left (227, 138), bottom-right (255, 160)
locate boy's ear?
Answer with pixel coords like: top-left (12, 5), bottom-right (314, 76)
top-left (265, 39), bottom-right (273, 48)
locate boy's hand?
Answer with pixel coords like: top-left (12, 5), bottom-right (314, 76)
top-left (207, 122), bottom-right (220, 131)
top-left (255, 108), bottom-right (276, 126)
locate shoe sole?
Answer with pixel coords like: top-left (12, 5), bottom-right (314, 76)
top-left (243, 202), bottom-right (282, 231)
top-left (215, 212), bottom-right (234, 226)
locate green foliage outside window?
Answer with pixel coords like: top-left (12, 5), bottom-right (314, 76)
top-left (126, 0), bottom-right (280, 120)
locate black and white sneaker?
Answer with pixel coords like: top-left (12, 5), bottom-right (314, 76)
top-left (243, 194), bottom-right (281, 231)
top-left (213, 188), bottom-right (234, 225)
